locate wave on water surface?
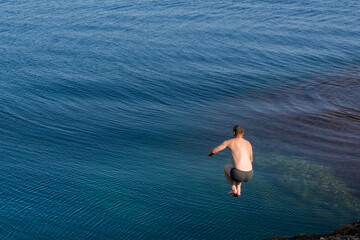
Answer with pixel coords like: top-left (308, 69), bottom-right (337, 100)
top-left (1, 0), bottom-right (360, 239)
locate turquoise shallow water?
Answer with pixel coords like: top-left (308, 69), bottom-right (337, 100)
top-left (1, 0), bottom-right (360, 239)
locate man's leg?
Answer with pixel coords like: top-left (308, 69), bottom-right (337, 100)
top-left (224, 165), bottom-right (236, 194)
top-left (235, 182), bottom-right (242, 196)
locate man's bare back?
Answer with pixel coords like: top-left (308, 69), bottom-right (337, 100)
top-left (227, 137), bottom-right (253, 171)
top-left (208, 125), bottom-right (253, 197)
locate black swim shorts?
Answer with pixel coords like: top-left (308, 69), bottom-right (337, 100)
top-left (230, 168), bottom-right (253, 183)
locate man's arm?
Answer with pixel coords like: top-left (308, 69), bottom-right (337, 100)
top-left (208, 140), bottom-right (228, 157)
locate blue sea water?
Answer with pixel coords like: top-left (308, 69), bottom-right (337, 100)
top-left (1, 0), bottom-right (360, 239)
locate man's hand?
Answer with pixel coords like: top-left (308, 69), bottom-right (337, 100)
top-left (208, 150), bottom-right (215, 157)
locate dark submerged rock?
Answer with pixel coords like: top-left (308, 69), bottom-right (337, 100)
top-left (265, 221), bottom-right (360, 240)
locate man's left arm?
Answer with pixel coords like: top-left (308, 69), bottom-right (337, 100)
top-left (208, 140), bottom-right (228, 157)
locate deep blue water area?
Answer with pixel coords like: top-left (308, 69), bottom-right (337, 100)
top-left (1, 0), bottom-right (360, 239)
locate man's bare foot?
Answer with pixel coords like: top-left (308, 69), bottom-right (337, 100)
top-left (233, 192), bottom-right (241, 197)
top-left (228, 186), bottom-right (237, 195)
top-left (228, 190), bottom-right (237, 195)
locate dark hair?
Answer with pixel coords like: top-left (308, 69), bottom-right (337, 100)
top-left (233, 125), bottom-right (244, 136)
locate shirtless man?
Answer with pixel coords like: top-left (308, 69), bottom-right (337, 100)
top-left (208, 125), bottom-right (253, 197)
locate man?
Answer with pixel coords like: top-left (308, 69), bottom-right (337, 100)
top-left (208, 125), bottom-right (253, 197)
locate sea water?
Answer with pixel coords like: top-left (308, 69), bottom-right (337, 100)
top-left (0, 0), bottom-right (359, 239)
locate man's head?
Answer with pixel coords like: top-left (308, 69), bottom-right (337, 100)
top-left (233, 125), bottom-right (244, 137)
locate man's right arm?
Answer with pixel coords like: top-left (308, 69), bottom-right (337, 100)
top-left (208, 140), bottom-right (229, 157)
